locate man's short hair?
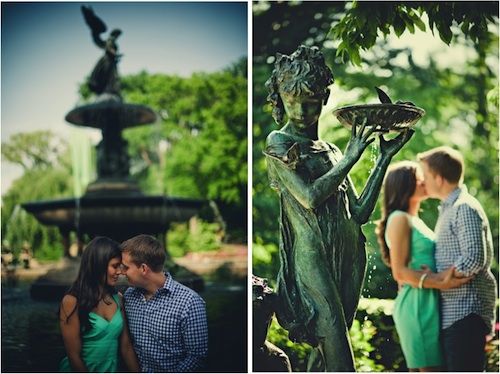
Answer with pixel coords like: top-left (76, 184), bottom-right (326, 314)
top-left (120, 234), bottom-right (166, 273)
top-left (417, 146), bottom-right (464, 184)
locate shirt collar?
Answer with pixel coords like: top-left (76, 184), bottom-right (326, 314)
top-left (132, 272), bottom-right (175, 297)
top-left (441, 185), bottom-right (465, 208)
top-left (161, 272), bottom-right (175, 294)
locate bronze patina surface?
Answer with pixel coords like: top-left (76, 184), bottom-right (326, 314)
top-left (263, 45), bottom-right (416, 371)
top-left (333, 103), bottom-right (425, 132)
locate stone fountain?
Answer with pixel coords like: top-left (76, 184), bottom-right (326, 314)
top-left (22, 6), bottom-right (205, 300)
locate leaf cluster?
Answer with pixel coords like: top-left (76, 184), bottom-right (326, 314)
top-left (119, 59), bottom-right (248, 210)
top-left (331, 1), bottom-right (499, 65)
top-left (1, 131), bottom-right (70, 171)
top-left (1, 135), bottom-right (73, 260)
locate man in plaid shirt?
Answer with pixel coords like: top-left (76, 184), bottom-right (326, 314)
top-left (418, 146), bottom-right (497, 371)
top-left (120, 235), bottom-right (208, 372)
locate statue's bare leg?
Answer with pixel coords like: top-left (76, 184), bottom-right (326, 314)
top-left (298, 254), bottom-right (356, 371)
top-left (341, 244), bottom-right (367, 328)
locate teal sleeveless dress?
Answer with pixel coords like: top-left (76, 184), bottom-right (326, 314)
top-left (59, 294), bottom-right (123, 372)
top-left (386, 211), bottom-right (443, 369)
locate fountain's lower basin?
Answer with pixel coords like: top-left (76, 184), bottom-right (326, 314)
top-left (22, 195), bottom-right (205, 241)
top-left (22, 194), bottom-right (206, 300)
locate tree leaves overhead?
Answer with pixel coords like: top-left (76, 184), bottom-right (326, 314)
top-left (331, 1), bottom-right (499, 65)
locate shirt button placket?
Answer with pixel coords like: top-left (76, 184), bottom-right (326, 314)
top-left (140, 298), bottom-right (148, 352)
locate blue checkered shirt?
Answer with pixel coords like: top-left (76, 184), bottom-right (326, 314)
top-left (124, 273), bottom-right (208, 372)
top-left (434, 185), bottom-right (497, 332)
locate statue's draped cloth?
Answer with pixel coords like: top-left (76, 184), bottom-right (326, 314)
top-left (89, 38), bottom-right (120, 95)
top-left (264, 138), bottom-right (367, 346)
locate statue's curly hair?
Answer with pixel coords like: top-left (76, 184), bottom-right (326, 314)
top-left (265, 45), bottom-right (334, 125)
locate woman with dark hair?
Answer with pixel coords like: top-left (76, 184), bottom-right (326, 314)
top-left (263, 45), bottom-right (414, 371)
top-left (59, 236), bottom-right (139, 372)
top-left (376, 161), bottom-right (471, 372)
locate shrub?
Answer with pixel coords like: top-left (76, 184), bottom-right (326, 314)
top-left (264, 298), bottom-right (500, 372)
top-left (167, 219), bottom-right (222, 257)
top-left (266, 307), bottom-right (385, 371)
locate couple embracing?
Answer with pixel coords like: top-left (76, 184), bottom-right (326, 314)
top-left (58, 234), bottom-right (208, 372)
top-left (378, 146), bottom-right (497, 372)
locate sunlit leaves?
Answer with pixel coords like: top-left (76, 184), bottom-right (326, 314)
top-left (1, 131), bottom-right (68, 171)
top-left (330, 2), bottom-right (498, 65)
top-left (119, 59), bottom-right (248, 207)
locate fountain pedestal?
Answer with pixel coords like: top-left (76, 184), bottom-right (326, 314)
top-left (23, 96), bottom-right (206, 298)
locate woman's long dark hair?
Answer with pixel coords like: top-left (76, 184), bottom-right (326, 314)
top-left (61, 236), bottom-right (121, 331)
top-left (376, 161), bottom-right (418, 267)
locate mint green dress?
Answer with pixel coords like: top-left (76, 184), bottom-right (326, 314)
top-left (59, 294), bottom-right (123, 372)
top-left (386, 211), bottom-right (443, 369)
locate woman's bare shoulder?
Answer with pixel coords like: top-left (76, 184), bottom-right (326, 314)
top-left (386, 211), bottom-right (411, 231)
top-left (60, 294), bottom-right (78, 321)
top-left (61, 294), bottom-right (78, 309)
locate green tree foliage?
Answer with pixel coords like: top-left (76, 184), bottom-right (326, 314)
top-left (1, 131), bottom-right (72, 260)
top-left (116, 59), bottom-right (248, 238)
top-left (2, 131), bottom-right (70, 171)
top-left (331, 1), bottom-right (498, 65)
top-left (253, 2), bottom-right (499, 300)
top-left (167, 221), bottom-right (222, 258)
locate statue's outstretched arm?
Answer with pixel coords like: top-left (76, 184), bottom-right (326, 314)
top-left (266, 123), bottom-right (376, 210)
top-left (347, 156), bottom-right (390, 224)
top-left (348, 129), bottom-right (415, 224)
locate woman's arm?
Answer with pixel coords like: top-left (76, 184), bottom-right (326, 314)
top-left (59, 295), bottom-right (88, 372)
top-left (266, 123), bottom-right (375, 210)
top-left (387, 214), bottom-right (472, 289)
top-left (387, 214), bottom-right (417, 286)
top-left (118, 294), bottom-right (140, 372)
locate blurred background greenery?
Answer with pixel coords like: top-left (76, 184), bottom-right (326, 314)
top-left (252, 1), bottom-right (498, 371)
top-left (1, 58), bottom-right (247, 261)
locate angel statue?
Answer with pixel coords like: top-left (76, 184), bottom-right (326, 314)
top-left (81, 6), bottom-right (122, 97)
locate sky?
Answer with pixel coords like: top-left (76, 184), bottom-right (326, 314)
top-left (1, 2), bottom-right (248, 193)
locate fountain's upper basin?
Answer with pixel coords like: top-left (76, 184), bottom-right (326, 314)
top-left (65, 100), bottom-right (157, 129)
top-left (22, 195), bottom-right (204, 241)
top-left (333, 103), bottom-right (425, 132)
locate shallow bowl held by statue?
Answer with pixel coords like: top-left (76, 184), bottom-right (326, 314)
top-left (332, 103), bottom-right (425, 132)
